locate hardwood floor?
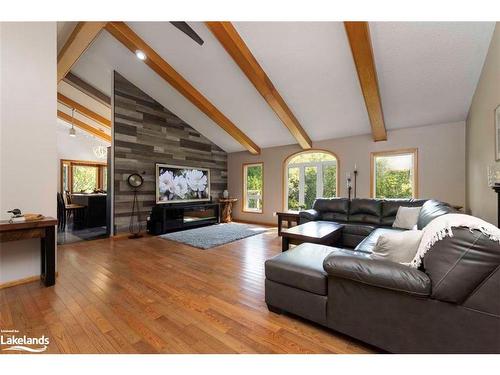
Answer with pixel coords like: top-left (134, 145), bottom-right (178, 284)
top-left (0, 226), bottom-right (376, 354)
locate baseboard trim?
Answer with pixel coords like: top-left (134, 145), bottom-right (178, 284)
top-left (0, 272), bottom-right (59, 290)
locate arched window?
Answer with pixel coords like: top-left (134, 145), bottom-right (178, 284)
top-left (284, 150), bottom-right (339, 211)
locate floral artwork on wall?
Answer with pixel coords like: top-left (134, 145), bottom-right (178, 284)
top-left (156, 164), bottom-right (211, 204)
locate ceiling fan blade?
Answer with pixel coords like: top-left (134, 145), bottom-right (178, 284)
top-left (170, 22), bottom-right (204, 45)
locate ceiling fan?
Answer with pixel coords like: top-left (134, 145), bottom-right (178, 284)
top-left (170, 22), bottom-right (204, 46)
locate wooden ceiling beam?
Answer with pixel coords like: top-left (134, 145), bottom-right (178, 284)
top-left (63, 72), bottom-right (111, 108)
top-left (57, 22), bottom-right (107, 83)
top-left (105, 22), bottom-right (260, 155)
top-left (57, 110), bottom-right (111, 143)
top-left (344, 22), bottom-right (387, 142)
top-left (58, 93), bottom-right (111, 128)
top-left (206, 22), bottom-right (313, 150)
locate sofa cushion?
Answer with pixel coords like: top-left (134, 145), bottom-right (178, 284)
top-left (355, 227), bottom-right (406, 253)
top-left (313, 198), bottom-right (349, 222)
top-left (424, 227), bottom-right (500, 304)
top-left (392, 206), bottom-right (422, 229)
top-left (349, 198), bottom-right (382, 225)
top-left (265, 243), bottom-right (336, 295)
top-left (417, 200), bottom-right (456, 229)
top-left (323, 253), bottom-right (431, 296)
top-left (342, 223), bottom-right (376, 237)
top-left (372, 230), bottom-right (423, 263)
top-left (299, 209), bottom-right (319, 223)
top-left (381, 199), bottom-right (427, 226)
top-left (341, 223), bottom-right (377, 248)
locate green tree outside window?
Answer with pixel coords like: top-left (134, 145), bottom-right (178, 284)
top-left (73, 165), bottom-right (98, 193)
top-left (285, 152), bottom-right (337, 211)
top-left (245, 164), bottom-right (263, 211)
top-left (322, 165), bottom-right (337, 198)
top-left (374, 155), bottom-right (414, 199)
top-left (287, 167), bottom-right (300, 210)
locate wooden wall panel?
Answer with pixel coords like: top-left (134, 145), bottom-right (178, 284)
top-left (113, 72), bottom-right (228, 232)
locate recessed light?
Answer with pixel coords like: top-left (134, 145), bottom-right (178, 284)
top-left (135, 50), bottom-right (147, 61)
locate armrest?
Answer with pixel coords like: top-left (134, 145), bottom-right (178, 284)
top-left (299, 209), bottom-right (319, 222)
top-left (323, 253), bottom-right (431, 296)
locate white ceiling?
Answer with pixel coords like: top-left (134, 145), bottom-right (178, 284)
top-left (370, 22), bottom-right (495, 129)
top-left (234, 22), bottom-right (371, 141)
top-left (71, 29), bottom-right (245, 152)
top-left (58, 22), bottom-right (495, 153)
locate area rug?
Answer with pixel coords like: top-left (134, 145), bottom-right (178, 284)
top-left (159, 223), bottom-right (268, 249)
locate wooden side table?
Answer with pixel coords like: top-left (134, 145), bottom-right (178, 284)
top-left (276, 211), bottom-right (300, 236)
top-left (219, 198), bottom-right (238, 223)
top-left (0, 217), bottom-right (57, 287)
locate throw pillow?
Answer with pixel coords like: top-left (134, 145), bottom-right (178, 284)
top-left (372, 230), bottom-right (423, 264)
top-left (393, 206), bottom-right (422, 230)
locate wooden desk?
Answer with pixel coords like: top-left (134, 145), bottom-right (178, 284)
top-left (0, 217), bottom-right (57, 287)
top-left (276, 211), bottom-right (300, 236)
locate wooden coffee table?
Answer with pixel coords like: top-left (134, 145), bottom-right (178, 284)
top-left (281, 221), bottom-right (344, 251)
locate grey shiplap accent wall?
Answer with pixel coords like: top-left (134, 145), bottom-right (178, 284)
top-left (113, 72), bottom-right (227, 232)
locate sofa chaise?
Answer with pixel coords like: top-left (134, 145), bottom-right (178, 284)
top-left (265, 198), bottom-right (500, 353)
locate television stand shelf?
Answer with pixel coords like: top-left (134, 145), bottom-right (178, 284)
top-left (147, 202), bottom-right (220, 235)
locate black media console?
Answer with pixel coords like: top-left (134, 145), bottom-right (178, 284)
top-left (147, 202), bottom-right (220, 235)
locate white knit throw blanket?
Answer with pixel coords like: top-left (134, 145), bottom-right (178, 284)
top-left (407, 213), bottom-right (500, 268)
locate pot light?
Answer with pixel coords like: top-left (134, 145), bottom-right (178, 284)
top-left (135, 50), bottom-right (147, 61)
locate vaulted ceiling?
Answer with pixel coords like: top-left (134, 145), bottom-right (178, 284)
top-left (57, 21), bottom-right (495, 153)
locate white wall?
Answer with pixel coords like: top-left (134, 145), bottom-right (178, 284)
top-left (0, 22), bottom-right (57, 284)
top-left (466, 23), bottom-right (500, 225)
top-left (228, 121), bottom-right (466, 225)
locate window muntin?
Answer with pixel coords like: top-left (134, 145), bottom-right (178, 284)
top-left (243, 163), bottom-right (263, 213)
top-left (371, 150), bottom-right (417, 199)
top-left (284, 151), bottom-right (338, 211)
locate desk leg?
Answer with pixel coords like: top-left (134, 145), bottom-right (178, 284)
top-left (278, 218), bottom-right (283, 236)
top-left (282, 236), bottom-right (290, 252)
top-left (41, 226), bottom-right (56, 287)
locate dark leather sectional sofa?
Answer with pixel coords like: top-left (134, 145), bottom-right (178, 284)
top-left (265, 198), bottom-right (500, 353)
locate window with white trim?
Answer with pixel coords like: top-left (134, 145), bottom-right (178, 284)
top-left (284, 151), bottom-right (337, 211)
top-left (243, 163), bottom-right (263, 213)
top-left (371, 149), bottom-right (417, 199)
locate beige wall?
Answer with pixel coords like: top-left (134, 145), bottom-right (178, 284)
top-left (0, 23), bottom-right (57, 283)
top-left (228, 121), bottom-right (466, 225)
top-left (466, 23), bottom-right (500, 225)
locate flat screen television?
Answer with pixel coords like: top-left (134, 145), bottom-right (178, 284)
top-left (155, 163), bottom-right (211, 204)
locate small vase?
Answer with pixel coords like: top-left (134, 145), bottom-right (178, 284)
top-left (223, 190), bottom-right (229, 199)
